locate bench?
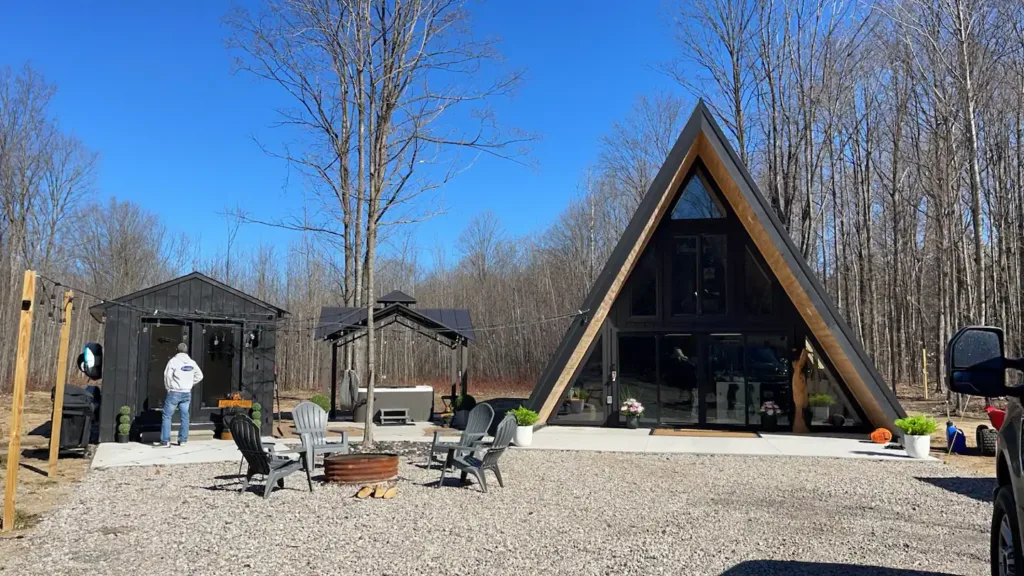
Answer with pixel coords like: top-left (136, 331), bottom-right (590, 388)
top-left (378, 408), bottom-right (410, 426)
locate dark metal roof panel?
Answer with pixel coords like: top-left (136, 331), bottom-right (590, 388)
top-left (317, 305), bottom-right (475, 342)
top-left (377, 290), bottom-right (417, 304)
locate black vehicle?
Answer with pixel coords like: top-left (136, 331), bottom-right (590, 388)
top-left (946, 326), bottom-right (1024, 576)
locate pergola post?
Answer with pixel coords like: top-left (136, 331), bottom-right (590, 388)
top-left (329, 341), bottom-right (338, 420)
top-left (450, 343), bottom-right (459, 396)
top-left (460, 338), bottom-right (469, 397)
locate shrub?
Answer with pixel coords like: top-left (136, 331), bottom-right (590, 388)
top-left (251, 402), bottom-right (262, 412)
top-left (119, 405), bottom-right (131, 416)
top-left (894, 415), bottom-right (938, 436)
top-left (310, 394), bottom-right (331, 413)
top-left (251, 412), bottom-right (262, 428)
top-left (117, 423), bottom-right (130, 435)
top-left (455, 394), bottom-right (477, 411)
top-left (509, 406), bottom-right (539, 427)
top-left (807, 393), bottom-right (835, 407)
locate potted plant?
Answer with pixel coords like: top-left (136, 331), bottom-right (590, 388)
top-left (451, 394), bottom-right (477, 430)
top-left (759, 401), bottom-right (782, 431)
top-left (569, 388), bottom-right (587, 414)
top-left (117, 405), bottom-right (131, 443)
top-left (509, 406), bottom-right (539, 447)
top-left (808, 393), bottom-right (835, 423)
top-left (620, 398), bottom-right (644, 429)
top-left (251, 402), bottom-right (262, 430)
top-left (895, 415), bottom-right (938, 459)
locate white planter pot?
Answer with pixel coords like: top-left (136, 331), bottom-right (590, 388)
top-left (903, 434), bottom-right (932, 459)
top-left (514, 425), bottom-right (533, 447)
top-left (811, 406), bottom-right (830, 423)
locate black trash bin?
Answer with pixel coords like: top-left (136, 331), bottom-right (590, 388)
top-left (51, 384), bottom-right (99, 450)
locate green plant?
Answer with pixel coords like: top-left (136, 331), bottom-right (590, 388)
top-left (894, 415), bottom-right (938, 436)
top-left (117, 422), bottom-right (130, 435)
top-left (455, 394), bottom-right (477, 411)
top-left (509, 406), bottom-right (539, 427)
top-left (252, 413), bottom-right (262, 428)
top-left (251, 402), bottom-right (262, 412)
top-left (310, 394), bottom-right (331, 413)
top-left (570, 387), bottom-right (588, 401)
top-left (807, 393), bottom-right (835, 407)
top-left (118, 405), bottom-right (131, 428)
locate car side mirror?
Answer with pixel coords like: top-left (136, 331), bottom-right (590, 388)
top-left (946, 326), bottom-right (1016, 397)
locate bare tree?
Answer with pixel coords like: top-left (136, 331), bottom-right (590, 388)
top-left (228, 0), bottom-right (529, 445)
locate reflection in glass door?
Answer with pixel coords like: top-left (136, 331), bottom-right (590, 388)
top-left (706, 335), bottom-right (745, 425)
top-left (659, 335), bottom-right (699, 424)
top-left (618, 335), bottom-right (658, 424)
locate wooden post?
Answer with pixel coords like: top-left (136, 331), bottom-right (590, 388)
top-left (922, 348), bottom-right (928, 401)
top-left (47, 290), bottom-right (73, 477)
top-left (3, 270), bottom-right (36, 531)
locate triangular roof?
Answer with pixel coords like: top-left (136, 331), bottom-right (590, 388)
top-left (377, 290), bottom-right (417, 305)
top-left (89, 271), bottom-right (289, 322)
top-left (527, 101), bottom-right (905, 431)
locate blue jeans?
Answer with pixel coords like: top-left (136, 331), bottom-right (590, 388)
top-left (161, 391), bottom-right (191, 444)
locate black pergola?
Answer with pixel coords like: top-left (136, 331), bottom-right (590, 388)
top-left (316, 290), bottom-right (475, 419)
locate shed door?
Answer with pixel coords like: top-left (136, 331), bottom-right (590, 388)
top-left (197, 324), bottom-right (242, 408)
top-left (141, 321), bottom-right (189, 410)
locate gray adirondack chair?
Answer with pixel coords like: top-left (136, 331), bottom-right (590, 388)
top-left (427, 403), bottom-right (494, 470)
top-left (231, 415), bottom-right (311, 499)
top-left (439, 413), bottom-right (516, 493)
top-left (294, 401), bottom-right (349, 475)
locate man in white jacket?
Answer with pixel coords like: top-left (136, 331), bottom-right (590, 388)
top-left (160, 343), bottom-right (203, 447)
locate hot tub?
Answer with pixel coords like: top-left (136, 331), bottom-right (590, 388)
top-left (352, 385), bottom-right (433, 423)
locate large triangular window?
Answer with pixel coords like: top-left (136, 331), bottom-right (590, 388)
top-left (671, 172), bottom-right (725, 219)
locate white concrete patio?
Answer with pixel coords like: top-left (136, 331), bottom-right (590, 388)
top-left (91, 423), bottom-right (935, 468)
top-left (525, 426), bottom-right (936, 460)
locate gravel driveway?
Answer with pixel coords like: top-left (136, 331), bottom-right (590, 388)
top-left (0, 448), bottom-right (993, 575)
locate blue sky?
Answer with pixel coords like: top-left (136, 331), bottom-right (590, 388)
top-left (0, 1), bottom-right (683, 263)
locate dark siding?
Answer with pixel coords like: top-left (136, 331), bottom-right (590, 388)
top-left (98, 314), bottom-right (118, 442)
top-left (189, 278), bottom-right (203, 313)
top-left (165, 282), bottom-right (179, 313)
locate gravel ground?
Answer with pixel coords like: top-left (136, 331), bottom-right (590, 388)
top-left (0, 446), bottom-right (993, 575)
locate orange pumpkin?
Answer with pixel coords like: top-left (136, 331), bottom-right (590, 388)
top-left (870, 428), bottom-right (893, 444)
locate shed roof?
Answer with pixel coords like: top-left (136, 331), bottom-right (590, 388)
top-left (89, 271), bottom-right (289, 322)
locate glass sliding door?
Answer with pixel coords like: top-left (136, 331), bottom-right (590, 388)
top-left (706, 335), bottom-right (746, 425)
top-left (618, 335), bottom-right (658, 424)
top-left (613, 332), bottom-right (792, 430)
top-left (744, 335), bottom-right (791, 427)
top-left (659, 335), bottom-right (699, 425)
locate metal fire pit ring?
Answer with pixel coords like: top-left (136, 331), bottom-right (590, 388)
top-left (323, 453), bottom-right (399, 484)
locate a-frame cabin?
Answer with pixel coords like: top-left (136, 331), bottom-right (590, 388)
top-left (527, 102), bottom-right (905, 433)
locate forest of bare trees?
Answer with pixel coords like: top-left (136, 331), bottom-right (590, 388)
top-left (2, 0), bottom-right (1024, 411)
